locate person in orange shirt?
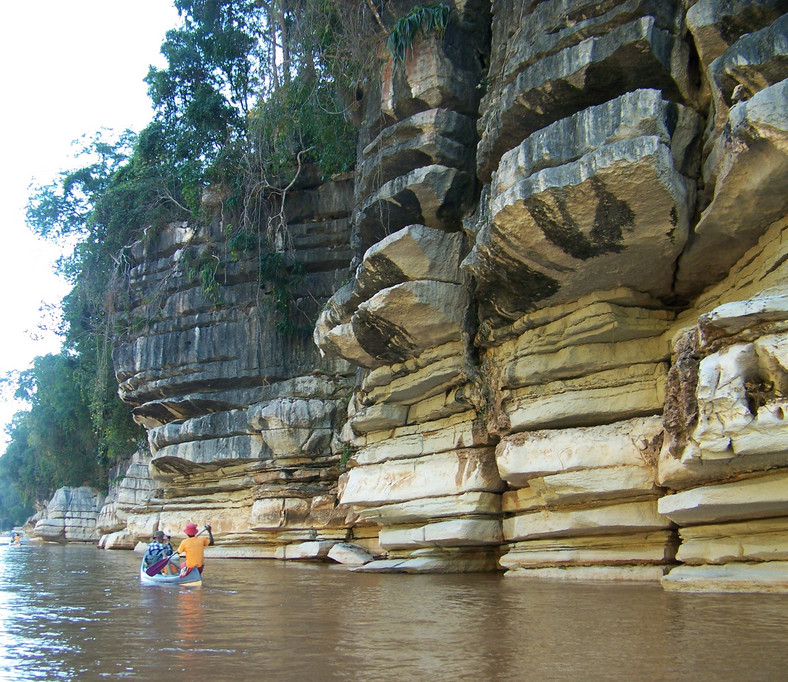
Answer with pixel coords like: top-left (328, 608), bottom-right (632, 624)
top-left (177, 522), bottom-right (214, 575)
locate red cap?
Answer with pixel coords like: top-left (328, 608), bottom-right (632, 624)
top-left (184, 522), bottom-right (198, 536)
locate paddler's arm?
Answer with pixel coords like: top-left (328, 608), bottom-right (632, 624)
top-left (204, 524), bottom-right (214, 545)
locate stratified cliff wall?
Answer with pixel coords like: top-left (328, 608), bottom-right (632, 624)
top-left (107, 0), bottom-right (788, 591)
top-left (106, 174), bottom-right (361, 559)
top-left (34, 487), bottom-right (105, 542)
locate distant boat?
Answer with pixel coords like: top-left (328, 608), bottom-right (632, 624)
top-left (139, 558), bottom-right (202, 586)
top-left (1, 531), bottom-right (24, 545)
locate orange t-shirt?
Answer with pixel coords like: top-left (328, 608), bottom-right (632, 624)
top-left (177, 536), bottom-right (210, 568)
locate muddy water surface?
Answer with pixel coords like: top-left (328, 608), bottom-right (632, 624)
top-left (1, 544), bottom-right (787, 680)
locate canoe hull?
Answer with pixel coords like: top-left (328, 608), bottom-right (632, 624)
top-left (139, 560), bottom-right (202, 586)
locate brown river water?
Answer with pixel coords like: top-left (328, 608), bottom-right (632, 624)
top-left (0, 544), bottom-right (787, 681)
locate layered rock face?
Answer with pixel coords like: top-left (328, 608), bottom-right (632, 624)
top-left (109, 0), bottom-right (788, 589)
top-left (313, 0), bottom-right (788, 588)
top-left (655, 5), bottom-right (788, 592)
top-left (315, 0), bottom-right (503, 572)
top-left (658, 226), bottom-right (788, 591)
top-left (110, 175), bottom-right (360, 559)
top-left (33, 487), bottom-right (105, 543)
top-left (97, 450), bottom-right (158, 549)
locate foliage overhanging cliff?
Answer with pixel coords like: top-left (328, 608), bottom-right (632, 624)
top-left (0, 0), bottom-right (398, 524)
top-left (5, 0), bottom-right (788, 595)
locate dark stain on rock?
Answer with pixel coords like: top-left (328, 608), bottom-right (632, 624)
top-left (525, 180), bottom-right (631, 260)
top-left (526, 194), bottom-right (597, 260)
top-left (363, 253), bottom-right (408, 290)
top-left (357, 188), bottom-right (424, 255)
top-left (152, 455), bottom-right (205, 476)
top-left (383, 188), bottom-right (424, 228)
top-left (353, 309), bottom-right (416, 364)
top-left (762, 252), bottom-right (788, 278)
top-left (667, 205), bottom-right (678, 242)
top-left (719, 6), bottom-right (785, 45)
top-left (473, 248), bottom-right (561, 323)
top-left (662, 329), bottom-right (700, 459)
top-left (590, 177), bottom-right (632, 251)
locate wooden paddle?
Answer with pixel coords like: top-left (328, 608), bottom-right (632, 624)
top-left (144, 527), bottom-right (206, 576)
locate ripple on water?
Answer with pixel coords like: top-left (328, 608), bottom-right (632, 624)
top-left (0, 545), bottom-right (788, 680)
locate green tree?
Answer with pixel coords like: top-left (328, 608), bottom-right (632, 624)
top-left (0, 474), bottom-right (32, 529)
top-left (0, 354), bottom-right (109, 511)
top-left (8, 0), bottom-right (377, 519)
top-left (0, 415), bottom-right (38, 525)
top-left (25, 132), bottom-right (150, 473)
top-left (143, 0), bottom-right (358, 205)
top-left (0, 1), bottom-right (401, 528)
top-left (143, 0), bottom-right (268, 204)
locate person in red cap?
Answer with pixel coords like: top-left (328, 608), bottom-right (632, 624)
top-left (176, 522), bottom-right (214, 575)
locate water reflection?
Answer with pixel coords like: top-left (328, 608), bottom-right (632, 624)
top-left (0, 544), bottom-right (786, 680)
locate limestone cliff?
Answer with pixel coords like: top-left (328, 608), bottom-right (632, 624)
top-left (105, 173), bottom-right (359, 559)
top-left (105, 0), bottom-right (788, 591)
top-left (33, 487), bottom-right (105, 543)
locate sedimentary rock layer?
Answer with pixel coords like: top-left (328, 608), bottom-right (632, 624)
top-left (467, 89), bottom-right (698, 325)
top-left (34, 487), bottom-right (105, 543)
top-left (100, 1), bottom-right (788, 591)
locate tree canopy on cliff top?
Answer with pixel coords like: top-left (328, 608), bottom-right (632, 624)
top-left (0, 0), bottom-right (391, 522)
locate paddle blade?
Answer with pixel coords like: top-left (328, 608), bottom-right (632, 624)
top-left (145, 555), bottom-right (172, 576)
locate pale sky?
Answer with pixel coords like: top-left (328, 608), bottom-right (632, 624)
top-left (0, 1), bottom-right (180, 445)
